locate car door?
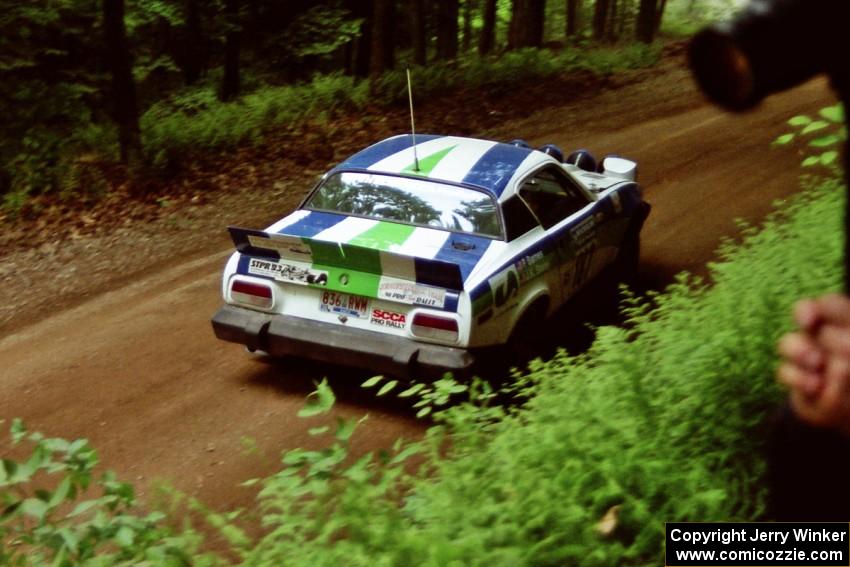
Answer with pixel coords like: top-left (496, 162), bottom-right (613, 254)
top-left (517, 165), bottom-right (602, 308)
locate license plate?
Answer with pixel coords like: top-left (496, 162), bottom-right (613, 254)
top-left (318, 291), bottom-right (369, 318)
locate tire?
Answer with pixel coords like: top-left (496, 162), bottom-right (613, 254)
top-left (613, 201), bottom-right (650, 285)
top-left (613, 233), bottom-right (640, 285)
top-left (507, 299), bottom-right (549, 364)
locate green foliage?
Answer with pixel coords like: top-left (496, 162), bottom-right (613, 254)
top-left (373, 44), bottom-right (659, 105)
top-left (284, 5), bottom-right (363, 58)
top-left (140, 73), bottom-right (369, 170)
top-left (660, 0), bottom-right (748, 37)
top-left (0, 0), bottom-right (108, 211)
top-left (139, 43), bottom-right (659, 171)
top-left (774, 104), bottom-right (846, 169)
top-left (0, 419), bottom-right (211, 566)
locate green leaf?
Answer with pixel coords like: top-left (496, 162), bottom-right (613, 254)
top-left (361, 375), bottom-right (384, 388)
top-left (308, 426), bottom-right (330, 436)
top-left (0, 459), bottom-right (14, 483)
top-left (787, 115), bottom-right (812, 126)
top-left (335, 418), bottom-right (357, 442)
top-left (20, 498), bottom-right (48, 521)
top-left (398, 383), bottom-right (426, 398)
top-left (390, 444), bottom-right (422, 465)
top-left (809, 134), bottom-right (843, 148)
top-left (772, 133), bottom-right (795, 145)
top-left (114, 526), bottom-right (135, 547)
top-left (377, 380), bottom-right (398, 396)
top-left (298, 379), bottom-right (336, 417)
top-left (56, 527), bottom-right (79, 555)
top-left (802, 156), bottom-right (820, 167)
top-left (416, 406), bottom-right (432, 419)
top-left (10, 418), bottom-right (26, 444)
top-left (801, 120), bottom-right (829, 134)
top-left (820, 151), bottom-right (839, 166)
top-left (819, 104), bottom-right (844, 123)
top-left (68, 499), bottom-right (99, 517)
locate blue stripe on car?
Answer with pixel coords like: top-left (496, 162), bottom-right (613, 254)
top-left (432, 234), bottom-right (494, 282)
top-left (334, 134), bottom-right (443, 170)
top-left (462, 143), bottom-right (533, 197)
top-left (278, 211), bottom-right (346, 237)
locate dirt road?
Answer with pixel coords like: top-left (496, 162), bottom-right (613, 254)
top-left (0, 67), bottom-right (837, 512)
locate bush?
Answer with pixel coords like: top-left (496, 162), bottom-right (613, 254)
top-left (139, 44), bottom-right (660, 171)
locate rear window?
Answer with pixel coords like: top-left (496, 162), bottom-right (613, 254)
top-left (306, 171), bottom-right (502, 238)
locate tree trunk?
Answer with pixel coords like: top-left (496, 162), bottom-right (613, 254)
top-left (370, 0), bottom-right (395, 77)
top-left (592, 0), bottom-right (610, 41)
top-left (636, 0), bottom-right (656, 43)
top-left (183, 0), bottom-right (203, 84)
top-left (606, 0), bottom-right (618, 42)
top-left (220, 0), bottom-right (240, 101)
top-left (412, 0), bottom-right (427, 64)
top-left (654, 0), bottom-right (668, 34)
top-left (509, 0), bottom-right (545, 49)
top-left (566, 0), bottom-right (580, 38)
top-left (435, 0), bottom-right (459, 60)
top-left (102, 0), bottom-right (141, 164)
top-left (347, 0), bottom-right (372, 77)
top-left (462, 0), bottom-right (475, 52)
top-left (479, 0), bottom-right (497, 55)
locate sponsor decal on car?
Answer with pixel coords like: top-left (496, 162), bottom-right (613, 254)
top-left (248, 258), bottom-right (328, 286)
top-left (247, 234), bottom-right (311, 256)
top-left (515, 250), bottom-right (549, 284)
top-left (377, 279), bottom-right (446, 308)
top-left (370, 308), bottom-right (407, 329)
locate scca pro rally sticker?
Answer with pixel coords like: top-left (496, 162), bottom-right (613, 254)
top-left (248, 258), bottom-right (328, 286)
top-left (370, 309), bottom-right (406, 329)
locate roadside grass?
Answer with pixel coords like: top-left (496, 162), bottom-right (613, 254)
top-left (140, 44), bottom-right (659, 173)
top-left (2, 170), bottom-right (841, 564)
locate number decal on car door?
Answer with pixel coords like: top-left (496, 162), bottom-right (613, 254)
top-left (562, 243), bottom-right (595, 296)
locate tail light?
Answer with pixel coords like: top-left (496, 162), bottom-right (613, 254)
top-left (411, 313), bottom-right (459, 343)
top-left (230, 279), bottom-right (273, 309)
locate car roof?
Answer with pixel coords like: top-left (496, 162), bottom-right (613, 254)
top-left (331, 134), bottom-right (549, 199)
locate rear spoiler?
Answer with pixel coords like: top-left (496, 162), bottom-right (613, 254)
top-left (229, 227), bottom-right (464, 291)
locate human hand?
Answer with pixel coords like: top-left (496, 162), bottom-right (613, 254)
top-left (777, 294), bottom-right (850, 436)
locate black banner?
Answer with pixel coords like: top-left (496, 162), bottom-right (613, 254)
top-left (666, 523), bottom-right (850, 566)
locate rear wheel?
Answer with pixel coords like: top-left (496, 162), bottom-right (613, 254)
top-left (507, 299), bottom-right (549, 365)
top-left (613, 233), bottom-right (640, 285)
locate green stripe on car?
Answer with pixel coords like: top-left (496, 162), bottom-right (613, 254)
top-left (403, 145), bottom-right (458, 176)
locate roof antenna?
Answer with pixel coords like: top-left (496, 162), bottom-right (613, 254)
top-left (406, 68), bottom-right (420, 172)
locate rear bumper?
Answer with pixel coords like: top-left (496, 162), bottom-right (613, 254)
top-left (211, 304), bottom-right (475, 379)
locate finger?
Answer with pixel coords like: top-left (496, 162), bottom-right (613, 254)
top-left (789, 389), bottom-right (830, 427)
top-left (816, 324), bottom-right (850, 359)
top-left (818, 357), bottom-right (850, 425)
top-left (777, 362), bottom-right (823, 397)
top-left (809, 293), bottom-right (850, 328)
top-left (777, 333), bottom-right (824, 371)
top-left (794, 299), bottom-right (823, 333)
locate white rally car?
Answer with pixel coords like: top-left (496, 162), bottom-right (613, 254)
top-left (212, 134), bottom-right (650, 377)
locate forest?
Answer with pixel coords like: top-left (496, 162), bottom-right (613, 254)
top-left (0, 0), bottom-right (741, 219)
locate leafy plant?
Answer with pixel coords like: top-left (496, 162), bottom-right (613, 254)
top-left (774, 104), bottom-right (846, 168)
top-left (0, 419), bottom-right (210, 566)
